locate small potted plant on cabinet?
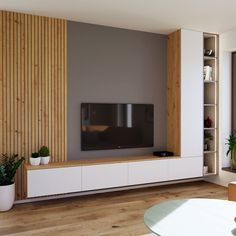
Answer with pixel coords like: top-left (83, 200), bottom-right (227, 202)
top-left (0, 154), bottom-right (24, 211)
top-left (39, 146), bottom-right (50, 165)
top-left (30, 152), bottom-right (41, 166)
top-left (226, 132), bottom-right (236, 170)
top-left (204, 131), bottom-right (213, 151)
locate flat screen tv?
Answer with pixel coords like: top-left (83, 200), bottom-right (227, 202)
top-left (81, 103), bottom-right (154, 151)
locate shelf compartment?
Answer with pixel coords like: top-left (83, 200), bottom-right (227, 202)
top-left (204, 82), bottom-right (216, 104)
top-left (204, 153), bottom-right (217, 175)
top-left (204, 129), bottom-right (216, 152)
top-left (204, 106), bottom-right (216, 128)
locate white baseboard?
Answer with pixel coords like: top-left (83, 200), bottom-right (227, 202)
top-left (15, 177), bottom-right (203, 204)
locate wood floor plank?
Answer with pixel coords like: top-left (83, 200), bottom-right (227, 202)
top-left (0, 181), bottom-right (227, 236)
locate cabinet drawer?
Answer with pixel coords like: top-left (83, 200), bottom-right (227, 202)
top-left (169, 157), bottom-right (203, 180)
top-left (128, 160), bottom-right (169, 185)
top-left (27, 167), bottom-right (82, 197)
top-left (82, 163), bottom-right (128, 191)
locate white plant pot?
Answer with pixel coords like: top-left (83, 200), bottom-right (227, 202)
top-left (0, 183), bottom-right (15, 211)
top-left (40, 156), bottom-right (50, 165)
top-left (30, 157), bottom-right (41, 166)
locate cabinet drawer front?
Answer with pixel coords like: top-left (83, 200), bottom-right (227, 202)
top-left (27, 167), bottom-right (82, 197)
top-left (128, 160), bottom-right (169, 185)
top-left (169, 157), bottom-right (203, 180)
top-left (82, 163), bottom-right (128, 191)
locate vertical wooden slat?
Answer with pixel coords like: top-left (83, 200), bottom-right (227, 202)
top-left (2, 12), bottom-right (7, 154)
top-left (23, 14), bottom-right (28, 198)
top-left (35, 16), bottom-right (39, 152)
top-left (20, 13), bottom-right (25, 198)
top-left (6, 12), bottom-right (10, 154)
top-left (10, 12), bottom-right (14, 154)
top-left (0, 12), bottom-right (2, 154)
top-left (13, 12), bottom-right (19, 199)
top-left (61, 20), bottom-right (64, 161)
top-left (64, 20), bottom-right (67, 162)
top-left (48, 18), bottom-right (52, 159)
top-left (0, 11), bottom-right (67, 200)
top-left (58, 20), bottom-right (61, 161)
top-left (51, 18), bottom-right (55, 161)
top-left (31, 15), bottom-right (35, 154)
top-left (54, 19), bottom-right (58, 161)
top-left (41, 17), bottom-right (45, 147)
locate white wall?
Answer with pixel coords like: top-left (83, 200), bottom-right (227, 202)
top-left (206, 29), bottom-right (236, 186)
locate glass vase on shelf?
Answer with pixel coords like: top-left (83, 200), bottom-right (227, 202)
top-left (231, 151), bottom-right (236, 170)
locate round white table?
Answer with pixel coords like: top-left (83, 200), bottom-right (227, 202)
top-left (144, 198), bottom-right (236, 236)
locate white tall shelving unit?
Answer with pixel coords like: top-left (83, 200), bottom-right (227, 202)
top-left (203, 33), bottom-right (219, 176)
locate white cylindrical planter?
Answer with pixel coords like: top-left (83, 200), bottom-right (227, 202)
top-left (0, 183), bottom-right (15, 211)
top-left (30, 157), bottom-right (41, 166)
top-left (40, 156), bottom-right (51, 165)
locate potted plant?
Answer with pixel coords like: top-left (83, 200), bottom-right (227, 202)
top-left (226, 132), bottom-right (236, 170)
top-left (204, 131), bottom-right (213, 151)
top-left (0, 154), bottom-right (24, 211)
top-left (39, 146), bottom-right (50, 165)
top-left (30, 152), bottom-right (41, 166)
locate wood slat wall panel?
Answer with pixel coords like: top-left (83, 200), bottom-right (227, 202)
top-left (0, 11), bottom-right (67, 200)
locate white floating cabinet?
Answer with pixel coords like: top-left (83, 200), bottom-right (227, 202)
top-left (26, 156), bottom-right (203, 198)
top-left (81, 163), bottom-right (128, 191)
top-left (27, 166), bottom-right (82, 198)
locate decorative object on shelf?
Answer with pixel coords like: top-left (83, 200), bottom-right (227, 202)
top-left (204, 117), bottom-right (213, 128)
top-left (153, 151), bottom-right (174, 157)
top-left (226, 132), bottom-right (236, 170)
top-left (204, 66), bottom-right (213, 81)
top-left (204, 131), bottom-right (213, 151)
top-left (203, 166), bottom-right (209, 175)
top-left (39, 146), bottom-right (50, 165)
top-left (204, 49), bottom-right (214, 57)
top-left (0, 154), bottom-right (24, 211)
top-left (30, 152), bottom-right (41, 166)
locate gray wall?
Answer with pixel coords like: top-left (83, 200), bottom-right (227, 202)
top-left (68, 21), bottom-right (167, 160)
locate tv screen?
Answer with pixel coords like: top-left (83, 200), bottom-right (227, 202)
top-left (81, 103), bottom-right (154, 151)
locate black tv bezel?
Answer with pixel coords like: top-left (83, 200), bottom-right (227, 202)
top-left (80, 102), bottom-right (154, 151)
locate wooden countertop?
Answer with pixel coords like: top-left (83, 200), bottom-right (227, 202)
top-left (25, 155), bottom-right (179, 170)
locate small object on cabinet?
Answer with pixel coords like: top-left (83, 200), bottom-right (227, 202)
top-left (153, 151), bottom-right (174, 157)
top-left (30, 152), bottom-right (41, 166)
top-left (204, 117), bottom-right (213, 128)
top-left (203, 166), bottom-right (209, 175)
top-left (39, 146), bottom-right (51, 165)
top-left (204, 131), bottom-right (213, 151)
top-left (204, 66), bottom-right (213, 81)
top-left (204, 49), bottom-right (214, 57)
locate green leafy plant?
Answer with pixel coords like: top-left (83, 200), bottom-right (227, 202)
top-left (0, 154), bottom-right (25, 186)
top-left (204, 131), bottom-right (213, 144)
top-left (39, 146), bottom-right (50, 157)
top-left (226, 132), bottom-right (236, 159)
top-left (31, 152), bottom-right (40, 158)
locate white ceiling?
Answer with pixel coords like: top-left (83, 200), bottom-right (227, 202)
top-left (1, 0), bottom-right (236, 34)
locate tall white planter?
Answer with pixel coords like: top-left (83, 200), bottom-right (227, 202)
top-left (0, 183), bottom-right (15, 211)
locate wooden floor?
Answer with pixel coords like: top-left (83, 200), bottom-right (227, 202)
top-left (0, 181), bottom-right (227, 236)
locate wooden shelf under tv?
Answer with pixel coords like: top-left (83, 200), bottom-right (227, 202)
top-left (25, 155), bottom-right (180, 170)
